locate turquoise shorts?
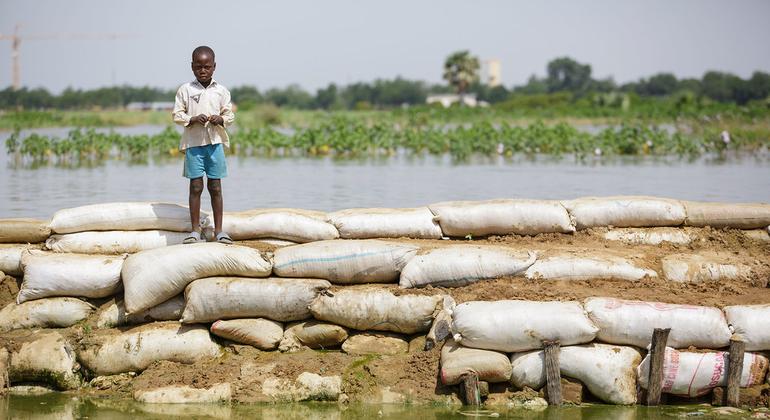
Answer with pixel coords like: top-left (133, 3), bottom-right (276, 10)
top-left (183, 144), bottom-right (228, 179)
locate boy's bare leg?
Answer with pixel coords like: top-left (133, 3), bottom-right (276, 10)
top-left (207, 178), bottom-right (223, 235)
top-left (189, 177), bottom-right (204, 233)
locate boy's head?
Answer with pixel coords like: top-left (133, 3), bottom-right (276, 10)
top-left (191, 46), bottom-right (216, 85)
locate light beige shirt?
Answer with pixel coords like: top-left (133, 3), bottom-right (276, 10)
top-left (172, 79), bottom-right (235, 150)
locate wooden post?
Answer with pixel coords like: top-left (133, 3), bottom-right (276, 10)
top-left (460, 373), bottom-right (481, 406)
top-left (543, 340), bottom-right (562, 406)
top-left (725, 337), bottom-right (745, 407)
top-left (645, 328), bottom-right (671, 406)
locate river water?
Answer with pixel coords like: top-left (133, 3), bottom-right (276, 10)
top-left (1, 126), bottom-right (768, 219)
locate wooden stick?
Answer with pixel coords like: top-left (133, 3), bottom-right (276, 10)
top-left (645, 328), bottom-right (671, 406)
top-left (460, 373), bottom-right (481, 406)
top-left (543, 339), bottom-right (562, 406)
top-left (725, 337), bottom-right (745, 407)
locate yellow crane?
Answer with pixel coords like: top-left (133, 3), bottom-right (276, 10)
top-left (0, 23), bottom-right (130, 90)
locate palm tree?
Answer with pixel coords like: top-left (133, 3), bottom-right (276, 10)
top-left (443, 50), bottom-right (480, 105)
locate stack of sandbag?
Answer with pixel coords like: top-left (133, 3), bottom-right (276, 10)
top-left (212, 208), bottom-right (339, 243)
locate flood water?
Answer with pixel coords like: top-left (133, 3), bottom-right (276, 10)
top-left (0, 394), bottom-right (750, 420)
top-left (1, 126), bottom-right (768, 219)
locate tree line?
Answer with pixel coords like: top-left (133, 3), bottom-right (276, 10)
top-left (1, 56), bottom-right (768, 110)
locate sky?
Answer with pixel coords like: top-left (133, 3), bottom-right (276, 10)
top-left (1, 0), bottom-right (769, 93)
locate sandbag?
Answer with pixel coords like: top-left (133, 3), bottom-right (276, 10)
top-left (428, 199), bottom-right (575, 237)
top-left (440, 339), bottom-right (511, 386)
top-left (273, 240), bottom-right (418, 284)
top-left (0, 298), bottom-right (95, 331)
top-left (18, 250), bottom-right (125, 303)
top-left (309, 288), bottom-right (444, 334)
top-left (96, 296), bottom-right (185, 329)
top-left (0, 244), bottom-right (26, 276)
top-left (341, 332), bottom-right (409, 355)
top-left (743, 229), bottom-right (770, 242)
top-left (279, 321), bottom-right (348, 352)
top-left (45, 230), bottom-right (190, 254)
top-left (724, 305), bottom-right (770, 351)
top-left (584, 297), bottom-right (731, 349)
top-left (399, 246), bottom-right (536, 288)
top-left (215, 209), bottom-right (339, 243)
top-left (684, 201), bottom-right (770, 229)
top-left (603, 228), bottom-right (691, 245)
top-left (210, 318), bottom-right (283, 350)
top-left (78, 322), bottom-right (221, 375)
top-left (9, 332), bottom-right (81, 390)
top-left (328, 207), bottom-right (442, 239)
top-left (134, 383), bottom-right (232, 404)
top-left (452, 300), bottom-right (597, 352)
top-left (122, 243), bottom-right (272, 313)
top-left (524, 254), bottom-right (656, 281)
top-left (181, 277), bottom-right (330, 323)
top-left (49, 202), bottom-right (205, 233)
top-left (661, 254), bottom-right (750, 283)
top-left (510, 343), bottom-right (641, 405)
top-left (0, 218), bottom-right (51, 243)
top-left (638, 347), bottom-right (768, 397)
top-left (563, 196), bottom-right (686, 229)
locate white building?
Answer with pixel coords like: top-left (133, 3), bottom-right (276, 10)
top-left (426, 93), bottom-right (485, 108)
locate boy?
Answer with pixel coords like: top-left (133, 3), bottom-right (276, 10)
top-left (173, 45), bottom-right (234, 244)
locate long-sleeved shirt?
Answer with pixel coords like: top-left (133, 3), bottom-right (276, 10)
top-left (172, 79), bottom-right (235, 150)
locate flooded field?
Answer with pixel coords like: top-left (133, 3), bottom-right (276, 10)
top-left (1, 126), bottom-right (768, 218)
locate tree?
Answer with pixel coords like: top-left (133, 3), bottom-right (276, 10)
top-left (546, 57), bottom-right (592, 93)
top-left (642, 73), bottom-right (679, 96)
top-left (443, 50), bottom-right (480, 103)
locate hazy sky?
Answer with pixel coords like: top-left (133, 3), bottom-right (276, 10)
top-left (1, 0), bottom-right (769, 93)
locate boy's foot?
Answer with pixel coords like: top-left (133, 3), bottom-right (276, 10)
top-left (183, 231), bottom-right (203, 244)
top-left (216, 232), bottom-right (233, 244)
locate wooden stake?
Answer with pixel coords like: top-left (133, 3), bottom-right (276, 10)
top-left (645, 328), bottom-right (671, 406)
top-left (725, 337), bottom-right (745, 407)
top-left (543, 339), bottom-right (562, 406)
top-left (460, 373), bottom-right (481, 406)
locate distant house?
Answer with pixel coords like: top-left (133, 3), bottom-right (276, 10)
top-left (426, 93), bottom-right (487, 108)
top-left (126, 102), bottom-right (175, 111)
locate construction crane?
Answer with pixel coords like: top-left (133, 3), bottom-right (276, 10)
top-left (0, 23), bottom-right (130, 90)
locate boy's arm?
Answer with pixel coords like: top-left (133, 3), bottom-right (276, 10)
top-left (172, 86), bottom-right (192, 126)
top-left (219, 88), bottom-right (235, 127)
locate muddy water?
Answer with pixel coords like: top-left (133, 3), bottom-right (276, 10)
top-left (1, 126), bottom-right (768, 219)
top-left (0, 394), bottom-right (751, 419)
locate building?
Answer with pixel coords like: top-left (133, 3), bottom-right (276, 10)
top-left (484, 59), bottom-right (501, 87)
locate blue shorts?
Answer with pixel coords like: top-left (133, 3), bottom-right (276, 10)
top-left (183, 144), bottom-right (228, 179)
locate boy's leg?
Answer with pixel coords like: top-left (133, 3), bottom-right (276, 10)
top-left (189, 177), bottom-right (204, 232)
top-left (207, 178), bottom-right (223, 235)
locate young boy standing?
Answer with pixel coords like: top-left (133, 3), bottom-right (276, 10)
top-left (173, 45), bottom-right (234, 244)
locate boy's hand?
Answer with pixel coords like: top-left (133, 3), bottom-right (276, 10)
top-left (192, 114), bottom-right (208, 125)
top-left (208, 115), bottom-right (224, 126)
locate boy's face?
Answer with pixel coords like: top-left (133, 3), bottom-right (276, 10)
top-left (191, 52), bottom-right (216, 85)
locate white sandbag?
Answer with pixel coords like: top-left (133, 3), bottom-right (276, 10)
top-left (510, 343), bottom-right (641, 405)
top-left (0, 218), bottom-right (51, 243)
top-left (328, 207), bottom-right (442, 239)
top-left (452, 300), bottom-right (598, 352)
top-left (210, 318), bottom-right (284, 350)
top-left (684, 201), bottom-right (770, 229)
top-left (309, 288), bottom-right (444, 334)
top-left (181, 277), bottom-right (330, 323)
top-left (743, 229), bottom-right (770, 242)
top-left (524, 254), bottom-right (656, 281)
top-left (661, 254), bottom-right (749, 283)
top-left (724, 305), bottom-right (770, 351)
top-left (638, 347), bottom-right (768, 397)
top-left (96, 296), bottom-right (185, 329)
top-left (9, 332), bottom-right (81, 390)
top-left (603, 228), bottom-right (691, 245)
top-left (78, 322), bottom-right (222, 375)
top-left (428, 199), bottom-right (575, 237)
top-left (341, 332), bottom-right (409, 355)
top-left (258, 238), bottom-right (297, 247)
top-left (440, 339), bottom-right (511, 386)
top-left (584, 297), bottom-right (731, 349)
top-left (0, 297), bottom-right (95, 331)
top-left (0, 244), bottom-right (26, 276)
top-left (122, 243), bottom-right (272, 313)
top-left (273, 240), bottom-right (418, 284)
top-left (134, 383), bottom-right (232, 404)
top-left (216, 209), bottom-right (339, 243)
top-left (45, 230), bottom-right (189, 254)
top-left (563, 196), bottom-right (686, 229)
top-left (49, 202), bottom-right (205, 233)
top-left (279, 321), bottom-right (348, 352)
top-left (18, 250), bottom-right (125, 303)
top-left (400, 246), bottom-right (535, 288)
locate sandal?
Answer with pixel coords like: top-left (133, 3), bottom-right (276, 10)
top-left (216, 232), bottom-right (233, 244)
top-left (183, 231), bottom-right (202, 244)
